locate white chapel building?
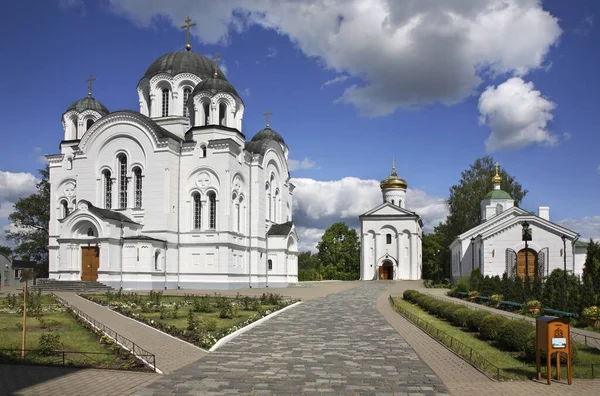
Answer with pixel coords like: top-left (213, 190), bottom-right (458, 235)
top-left (359, 164), bottom-right (423, 280)
top-left (46, 35), bottom-right (299, 290)
top-left (450, 163), bottom-right (587, 279)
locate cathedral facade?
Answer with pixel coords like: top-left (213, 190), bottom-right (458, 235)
top-left (46, 35), bottom-right (298, 290)
top-left (359, 164), bottom-right (423, 280)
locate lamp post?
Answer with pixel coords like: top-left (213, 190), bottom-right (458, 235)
top-left (436, 249), bottom-right (441, 283)
top-left (470, 237), bottom-right (475, 273)
top-left (561, 235), bottom-right (567, 310)
top-left (522, 221), bottom-right (531, 279)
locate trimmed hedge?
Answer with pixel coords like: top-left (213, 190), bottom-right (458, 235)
top-left (465, 310), bottom-right (491, 332)
top-left (402, 289), bottom-right (539, 358)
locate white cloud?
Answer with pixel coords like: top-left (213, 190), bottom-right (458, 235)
top-left (296, 226), bottom-right (325, 253)
top-left (0, 171), bottom-right (38, 204)
top-left (291, 177), bottom-right (448, 238)
top-left (288, 157), bottom-right (316, 171)
top-left (478, 77), bottom-right (557, 153)
top-left (107, 0), bottom-right (562, 117)
top-left (558, 216), bottom-right (600, 243)
top-left (321, 75), bottom-right (349, 89)
top-left (574, 9), bottom-right (594, 36)
top-left (266, 47), bottom-right (278, 58)
top-left (563, 132), bottom-right (571, 141)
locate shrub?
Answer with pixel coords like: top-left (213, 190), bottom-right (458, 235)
top-left (198, 317), bottom-right (218, 332)
top-left (416, 295), bottom-right (435, 310)
top-left (219, 302), bottom-right (239, 319)
top-left (432, 302), bottom-right (455, 317)
top-left (454, 275), bottom-right (470, 293)
top-left (496, 320), bottom-right (535, 352)
top-left (250, 299), bottom-right (261, 311)
top-left (193, 297), bottom-right (215, 313)
top-left (583, 306), bottom-right (600, 319)
top-left (479, 315), bottom-right (508, 341)
top-left (187, 310), bottom-right (199, 331)
top-left (465, 310), bottom-right (491, 332)
top-left (441, 304), bottom-right (464, 322)
top-left (450, 308), bottom-right (471, 328)
top-left (490, 294), bottom-right (503, 307)
top-left (38, 333), bottom-right (62, 356)
top-left (403, 290), bottom-right (420, 302)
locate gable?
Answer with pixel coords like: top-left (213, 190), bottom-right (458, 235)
top-left (480, 214), bottom-right (578, 240)
top-left (360, 202), bottom-right (417, 218)
top-left (454, 206), bottom-right (525, 243)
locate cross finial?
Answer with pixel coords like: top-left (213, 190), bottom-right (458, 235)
top-left (181, 17), bottom-right (196, 51)
top-left (495, 161), bottom-right (500, 176)
top-left (85, 74), bottom-right (96, 97)
top-left (392, 157), bottom-right (396, 171)
top-left (264, 110), bottom-right (272, 127)
top-left (210, 52), bottom-right (223, 77)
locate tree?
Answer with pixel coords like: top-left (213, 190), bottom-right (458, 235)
top-left (6, 166), bottom-right (50, 278)
top-left (422, 232), bottom-right (444, 280)
top-left (0, 245), bottom-right (12, 258)
top-left (298, 251), bottom-right (320, 281)
top-left (316, 222), bottom-right (360, 280)
top-left (446, 156), bottom-right (527, 242)
top-left (582, 239), bottom-right (600, 293)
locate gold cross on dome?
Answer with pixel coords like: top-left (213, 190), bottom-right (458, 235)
top-left (181, 17), bottom-right (196, 51)
top-left (495, 161), bottom-right (500, 176)
top-left (86, 74), bottom-right (96, 97)
top-left (264, 110), bottom-right (272, 127)
top-left (392, 157), bottom-right (396, 171)
top-left (210, 52), bottom-right (223, 77)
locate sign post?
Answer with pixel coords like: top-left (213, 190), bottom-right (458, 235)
top-left (20, 269), bottom-right (35, 358)
top-left (536, 316), bottom-right (572, 385)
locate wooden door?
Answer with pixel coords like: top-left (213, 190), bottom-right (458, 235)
top-left (378, 266), bottom-right (387, 280)
top-left (517, 248), bottom-right (537, 279)
top-left (81, 247), bottom-right (99, 281)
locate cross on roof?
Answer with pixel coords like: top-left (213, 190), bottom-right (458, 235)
top-left (495, 161), bottom-right (500, 175)
top-left (392, 157), bottom-right (396, 171)
top-left (210, 53), bottom-right (223, 77)
top-left (264, 110), bottom-right (272, 127)
top-left (181, 17), bottom-right (196, 51)
top-left (86, 74), bottom-right (96, 97)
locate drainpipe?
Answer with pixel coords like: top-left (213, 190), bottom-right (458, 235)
top-left (164, 240), bottom-right (168, 290)
top-left (265, 235), bottom-right (269, 288)
top-left (176, 142), bottom-right (183, 289)
top-left (572, 235), bottom-right (579, 275)
top-left (248, 157), bottom-right (252, 288)
top-left (119, 220), bottom-right (124, 289)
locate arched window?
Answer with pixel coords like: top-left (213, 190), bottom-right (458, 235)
top-left (391, 199), bottom-right (395, 205)
top-left (118, 155), bottom-right (127, 209)
top-left (218, 103), bottom-right (227, 126)
top-left (268, 259), bottom-right (273, 271)
top-left (161, 88), bottom-right (169, 117)
top-left (496, 203), bottom-right (503, 215)
top-left (274, 189), bottom-right (279, 223)
top-left (66, 157), bottom-right (73, 170)
top-left (235, 203), bottom-right (240, 232)
top-left (86, 119), bottom-right (94, 130)
top-left (103, 170), bottom-right (112, 209)
top-left (133, 167), bottom-right (143, 208)
top-left (183, 87), bottom-right (191, 117)
top-left (203, 102), bottom-right (210, 125)
top-left (386, 234), bottom-right (392, 244)
top-left (155, 250), bottom-right (161, 270)
top-left (200, 145), bottom-right (207, 158)
top-left (192, 192), bottom-right (201, 229)
top-left (208, 191), bottom-right (217, 229)
top-left (61, 200), bottom-right (69, 219)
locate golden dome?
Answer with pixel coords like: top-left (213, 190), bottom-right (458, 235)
top-left (380, 160), bottom-right (407, 190)
top-left (492, 161), bottom-right (502, 184)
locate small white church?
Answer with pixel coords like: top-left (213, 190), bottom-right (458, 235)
top-left (359, 163), bottom-right (423, 280)
top-left (451, 163), bottom-right (587, 279)
top-left (46, 21), bottom-right (298, 290)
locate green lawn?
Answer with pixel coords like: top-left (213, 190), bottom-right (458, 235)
top-left (0, 293), bottom-right (146, 370)
top-left (83, 291), bottom-right (292, 349)
top-left (392, 297), bottom-right (600, 380)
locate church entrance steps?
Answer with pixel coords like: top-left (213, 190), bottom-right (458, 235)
top-left (52, 292), bottom-right (207, 374)
top-left (32, 279), bottom-right (114, 293)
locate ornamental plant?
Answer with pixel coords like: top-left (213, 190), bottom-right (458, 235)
top-left (490, 294), bottom-right (503, 307)
top-left (526, 300), bottom-right (541, 310)
top-left (468, 290), bottom-right (479, 300)
top-left (583, 306), bottom-right (600, 319)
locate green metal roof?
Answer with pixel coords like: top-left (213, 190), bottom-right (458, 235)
top-left (66, 97), bottom-right (109, 115)
top-left (191, 77), bottom-right (241, 102)
top-left (143, 51), bottom-right (226, 80)
top-left (575, 240), bottom-right (589, 248)
top-left (484, 189), bottom-right (513, 200)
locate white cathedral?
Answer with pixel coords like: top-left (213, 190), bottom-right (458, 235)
top-left (46, 28), bottom-right (298, 290)
top-left (359, 163), bottom-right (423, 280)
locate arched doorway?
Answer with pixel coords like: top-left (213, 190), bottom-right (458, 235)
top-left (517, 248), bottom-right (537, 279)
top-left (73, 221), bottom-right (100, 282)
top-left (379, 260), bottom-right (394, 280)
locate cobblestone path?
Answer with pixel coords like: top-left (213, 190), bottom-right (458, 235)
top-left (137, 282), bottom-right (448, 395)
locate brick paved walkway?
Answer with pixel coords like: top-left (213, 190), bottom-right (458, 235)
top-left (54, 292), bottom-right (207, 374)
top-left (379, 281), bottom-right (600, 395)
top-left (137, 282), bottom-right (449, 395)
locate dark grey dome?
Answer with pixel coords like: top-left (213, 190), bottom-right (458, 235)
top-left (143, 51), bottom-right (226, 80)
top-left (250, 127), bottom-right (285, 145)
top-left (191, 77), bottom-right (241, 101)
top-left (66, 97), bottom-right (109, 115)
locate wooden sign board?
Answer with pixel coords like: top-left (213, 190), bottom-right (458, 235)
top-left (536, 316), bottom-right (572, 385)
top-left (19, 269), bottom-right (36, 283)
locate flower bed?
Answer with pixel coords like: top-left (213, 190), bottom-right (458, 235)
top-left (81, 291), bottom-right (297, 349)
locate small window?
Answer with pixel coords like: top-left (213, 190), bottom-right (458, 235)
top-left (203, 102), bottom-right (210, 125)
top-left (219, 103), bottom-right (227, 126)
top-left (560, 248), bottom-right (563, 257)
top-left (391, 199), bottom-right (395, 205)
top-left (86, 119), bottom-right (94, 130)
top-left (386, 234), bottom-right (392, 244)
top-left (15, 269), bottom-right (19, 278)
top-left (268, 259), bottom-right (273, 271)
top-left (183, 87), bottom-right (191, 117)
top-left (193, 192), bottom-right (201, 229)
top-left (103, 170), bottom-right (112, 209)
top-left (61, 200), bottom-right (69, 219)
top-left (133, 167), bottom-right (143, 208)
top-left (66, 157), bottom-right (73, 170)
top-left (200, 145), bottom-right (207, 158)
top-left (87, 227), bottom-right (94, 237)
top-left (155, 251), bottom-right (161, 270)
top-left (162, 89), bottom-right (169, 117)
top-left (208, 191), bottom-right (217, 229)
top-left (118, 155), bottom-right (127, 209)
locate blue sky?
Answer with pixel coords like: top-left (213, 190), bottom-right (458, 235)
top-left (0, 0), bottom-right (598, 251)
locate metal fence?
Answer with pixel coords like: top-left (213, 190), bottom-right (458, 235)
top-left (390, 296), bottom-right (599, 381)
top-left (410, 292), bottom-right (600, 350)
top-left (53, 294), bottom-right (157, 373)
top-left (0, 348), bottom-right (151, 371)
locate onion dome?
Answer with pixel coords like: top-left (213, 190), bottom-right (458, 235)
top-left (143, 51), bottom-right (227, 81)
top-left (484, 162), bottom-right (512, 199)
top-left (492, 162), bottom-right (502, 184)
top-left (191, 77), bottom-right (241, 102)
top-left (65, 97), bottom-right (109, 116)
top-left (380, 161), bottom-right (407, 190)
top-left (250, 126), bottom-right (285, 146)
